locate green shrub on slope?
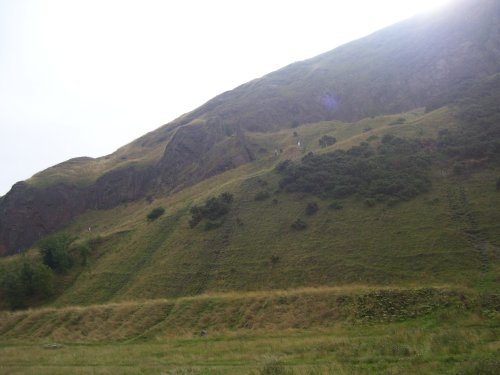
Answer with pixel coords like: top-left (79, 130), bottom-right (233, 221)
top-left (147, 207), bottom-right (165, 221)
top-left (277, 137), bottom-right (431, 203)
top-left (189, 192), bottom-right (234, 228)
top-left (0, 258), bottom-right (53, 309)
top-left (38, 234), bottom-right (73, 273)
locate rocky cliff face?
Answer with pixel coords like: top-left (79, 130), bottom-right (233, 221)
top-left (0, 182), bottom-right (87, 256)
top-left (0, 168), bottom-right (159, 256)
top-left (156, 121), bottom-right (254, 191)
top-left (89, 166), bottom-right (156, 210)
top-left (0, 122), bottom-right (254, 256)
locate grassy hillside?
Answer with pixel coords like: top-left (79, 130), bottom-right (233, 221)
top-left (2, 104), bottom-right (499, 310)
top-left (52, 168), bottom-right (499, 307)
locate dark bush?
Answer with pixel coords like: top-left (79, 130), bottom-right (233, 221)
top-left (389, 117), bottom-right (406, 125)
top-left (291, 219), bottom-right (307, 231)
top-left (433, 75), bottom-right (500, 163)
top-left (254, 191), bottom-right (270, 201)
top-left (457, 358), bottom-right (500, 375)
top-left (189, 192), bottom-right (233, 228)
top-left (452, 162), bottom-right (465, 175)
top-left (305, 202), bottom-right (319, 215)
top-left (78, 242), bottom-right (92, 266)
top-left (147, 207), bottom-right (165, 220)
top-left (204, 221), bottom-right (222, 231)
top-left (365, 198), bottom-right (376, 207)
top-left (496, 177), bottom-right (500, 191)
top-left (203, 197), bottom-right (230, 220)
top-left (276, 137), bottom-right (431, 204)
top-left (258, 360), bottom-right (291, 375)
top-left (257, 178), bottom-right (268, 187)
top-left (38, 234), bottom-right (73, 273)
top-left (386, 197), bottom-right (400, 207)
top-left (189, 206), bottom-right (204, 228)
top-left (381, 134), bottom-right (395, 144)
top-left (329, 201), bottom-right (343, 210)
top-left (220, 192), bottom-right (234, 204)
top-left (276, 159), bottom-right (292, 173)
top-left (0, 258), bottom-right (53, 309)
top-left (318, 135), bottom-right (337, 148)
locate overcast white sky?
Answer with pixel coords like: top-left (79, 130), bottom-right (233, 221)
top-left (0, 0), bottom-right (452, 196)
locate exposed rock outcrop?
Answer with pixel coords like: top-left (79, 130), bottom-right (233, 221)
top-left (156, 121), bottom-right (254, 191)
top-left (0, 166), bottom-right (157, 256)
top-left (0, 126), bottom-right (253, 256)
top-left (0, 182), bottom-right (87, 256)
top-left (89, 166), bottom-right (156, 210)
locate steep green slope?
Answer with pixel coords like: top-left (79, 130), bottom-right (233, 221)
top-left (53, 171), bottom-right (499, 307)
top-left (1, 0), bottom-right (499, 310)
top-left (2, 101), bottom-right (498, 310)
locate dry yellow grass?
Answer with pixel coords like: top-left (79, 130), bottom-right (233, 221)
top-left (0, 285), bottom-right (480, 343)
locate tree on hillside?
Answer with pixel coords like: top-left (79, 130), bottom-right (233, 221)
top-left (0, 258), bottom-right (53, 309)
top-left (147, 207), bottom-right (165, 220)
top-left (306, 202), bottom-right (319, 215)
top-left (38, 234), bottom-right (73, 273)
top-left (189, 192), bottom-right (234, 228)
top-left (318, 135), bottom-right (337, 148)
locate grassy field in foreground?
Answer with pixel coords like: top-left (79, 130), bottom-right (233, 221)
top-left (0, 314), bottom-right (498, 374)
top-left (0, 286), bottom-right (498, 374)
